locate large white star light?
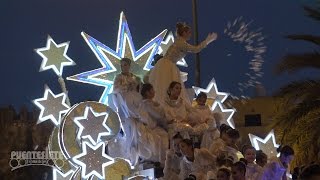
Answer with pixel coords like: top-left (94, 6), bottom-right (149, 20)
top-left (67, 12), bottom-right (167, 104)
top-left (193, 78), bottom-right (229, 105)
top-left (72, 142), bottom-right (114, 179)
top-left (248, 129), bottom-right (280, 158)
top-left (211, 101), bottom-right (235, 129)
top-left (73, 106), bottom-right (111, 145)
top-left (159, 31), bottom-right (188, 67)
top-left (33, 85), bottom-right (70, 126)
top-left (35, 35), bottom-right (75, 76)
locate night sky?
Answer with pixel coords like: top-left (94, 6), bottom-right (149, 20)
top-left (1, 0), bottom-right (319, 109)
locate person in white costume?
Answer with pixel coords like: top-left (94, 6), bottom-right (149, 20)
top-left (139, 83), bottom-right (169, 165)
top-left (179, 139), bottom-right (216, 180)
top-left (210, 128), bottom-right (241, 164)
top-left (209, 124), bottom-right (232, 157)
top-left (259, 145), bottom-right (294, 180)
top-left (241, 145), bottom-right (263, 180)
top-left (162, 81), bottom-right (199, 138)
top-left (149, 22), bottom-right (217, 105)
top-left (112, 58), bottom-right (142, 118)
top-left (163, 133), bottom-right (184, 180)
top-left (191, 92), bottom-right (220, 149)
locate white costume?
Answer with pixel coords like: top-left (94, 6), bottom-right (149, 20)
top-left (259, 157), bottom-right (287, 180)
top-left (246, 162), bottom-right (263, 180)
top-left (149, 37), bottom-right (208, 105)
top-left (179, 148), bottom-right (216, 180)
top-left (112, 73), bottom-right (141, 118)
top-left (163, 149), bottom-right (183, 180)
top-left (162, 96), bottom-right (199, 138)
top-left (209, 139), bottom-right (240, 163)
top-left (201, 121), bottom-right (220, 149)
top-left (139, 99), bottom-right (169, 165)
top-left (209, 138), bottom-right (226, 156)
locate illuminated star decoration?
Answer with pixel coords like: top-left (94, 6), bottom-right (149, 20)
top-left (53, 168), bottom-right (75, 180)
top-left (73, 106), bottom-right (111, 145)
top-left (224, 17), bottom-right (266, 97)
top-left (33, 85), bottom-right (70, 126)
top-left (211, 101), bottom-right (235, 129)
top-left (193, 78), bottom-right (229, 106)
top-left (158, 31), bottom-right (188, 67)
top-left (248, 129), bottom-right (280, 158)
top-left (35, 35), bottom-right (75, 76)
top-left (67, 12), bottom-right (167, 104)
top-left (72, 142), bottom-right (114, 179)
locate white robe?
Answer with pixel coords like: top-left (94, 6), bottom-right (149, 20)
top-left (149, 37), bottom-right (208, 105)
top-left (179, 148), bottom-right (216, 180)
top-left (139, 99), bottom-right (169, 164)
top-left (162, 96), bottom-right (198, 138)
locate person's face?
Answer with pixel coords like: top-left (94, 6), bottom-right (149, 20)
top-left (173, 138), bottom-right (182, 154)
top-left (179, 142), bottom-right (193, 156)
top-left (169, 83), bottom-right (181, 99)
top-left (217, 170), bottom-right (230, 180)
top-left (182, 29), bottom-right (192, 40)
top-left (121, 61), bottom-right (130, 73)
top-left (231, 167), bottom-right (244, 180)
top-left (146, 87), bottom-right (155, 99)
top-left (244, 148), bottom-right (256, 163)
top-left (196, 96), bottom-right (206, 106)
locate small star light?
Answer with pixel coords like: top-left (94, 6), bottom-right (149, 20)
top-left (248, 130), bottom-right (280, 158)
top-left (158, 31), bottom-right (188, 67)
top-left (53, 168), bottom-right (74, 180)
top-left (73, 106), bottom-right (111, 145)
top-left (35, 35), bottom-right (75, 76)
top-left (193, 78), bottom-right (229, 106)
top-left (67, 12), bottom-right (167, 104)
top-left (33, 85), bottom-right (70, 126)
top-left (72, 142), bottom-right (114, 179)
top-left (211, 101), bottom-right (235, 129)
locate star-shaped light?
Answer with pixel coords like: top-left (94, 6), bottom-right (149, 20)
top-left (211, 101), bottom-right (235, 129)
top-left (73, 106), bottom-right (111, 145)
top-left (248, 129), bottom-right (280, 158)
top-left (33, 85), bottom-right (70, 126)
top-left (72, 142), bottom-right (114, 179)
top-left (158, 31), bottom-right (188, 67)
top-left (35, 35), bottom-right (75, 76)
top-left (193, 78), bottom-right (229, 106)
top-left (67, 12), bottom-right (167, 104)
top-left (53, 168), bottom-right (75, 180)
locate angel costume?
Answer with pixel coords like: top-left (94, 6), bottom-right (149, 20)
top-left (112, 72), bottom-right (141, 118)
top-left (139, 99), bottom-right (169, 165)
top-left (109, 72), bottom-right (143, 164)
top-left (259, 157), bottom-right (288, 180)
top-left (179, 148), bottom-right (216, 180)
top-left (149, 37), bottom-right (209, 105)
top-left (162, 96), bottom-right (199, 138)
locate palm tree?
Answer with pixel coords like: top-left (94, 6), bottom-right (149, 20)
top-left (272, 2), bottom-right (320, 167)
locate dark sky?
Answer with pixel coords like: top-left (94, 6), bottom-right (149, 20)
top-left (1, 0), bottom-right (319, 109)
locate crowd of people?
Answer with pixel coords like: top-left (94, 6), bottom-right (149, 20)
top-left (106, 22), bottom-right (319, 180)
